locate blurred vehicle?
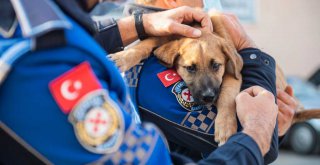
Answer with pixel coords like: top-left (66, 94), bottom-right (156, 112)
top-left (308, 67), bottom-right (320, 88)
top-left (282, 77), bottom-right (320, 154)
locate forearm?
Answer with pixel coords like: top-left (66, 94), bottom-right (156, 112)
top-left (117, 16), bottom-right (139, 46)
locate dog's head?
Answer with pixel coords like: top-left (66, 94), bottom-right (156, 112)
top-left (154, 31), bottom-right (242, 105)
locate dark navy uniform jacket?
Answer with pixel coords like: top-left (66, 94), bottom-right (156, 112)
top-left (0, 1), bottom-right (277, 164)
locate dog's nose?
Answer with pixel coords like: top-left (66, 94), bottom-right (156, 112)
top-left (201, 90), bottom-right (216, 103)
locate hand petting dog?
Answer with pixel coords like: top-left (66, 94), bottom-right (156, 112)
top-left (143, 6), bottom-right (213, 37)
top-left (117, 6), bottom-right (213, 46)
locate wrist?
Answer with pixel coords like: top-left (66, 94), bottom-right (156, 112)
top-left (242, 123), bottom-right (272, 155)
top-left (134, 11), bottom-right (148, 40)
top-left (142, 13), bottom-right (153, 37)
top-left (117, 16), bottom-right (139, 46)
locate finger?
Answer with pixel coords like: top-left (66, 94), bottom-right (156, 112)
top-left (277, 112), bottom-right (286, 135)
top-left (208, 9), bottom-right (221, 15)
top-left (169, 22), bottom-right (202, 38)
top-left (182, 7), bottom-right (213, 32)
top-left (277, 89), bottom-right (296, 107)
top-left (277, 99), bottom-right (287, 112)
top-left (277, 112), bottom-right (284, 125)
top-left (242, 86), bottom-right (266, 97)
top-left (285, 85), bottom-right (294, 96)
top-left (277, 98), bottom-right (295, 118)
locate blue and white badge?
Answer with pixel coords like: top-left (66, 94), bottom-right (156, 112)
top-left (69, 89), bottom-right (125, 154)
top-left (172, 81), bottom-right (204, 111)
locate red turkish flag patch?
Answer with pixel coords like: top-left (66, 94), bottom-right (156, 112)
top-left (49, 62), bottom-right (102, 114)
top-left (157, 69), bottom-right (182, 87)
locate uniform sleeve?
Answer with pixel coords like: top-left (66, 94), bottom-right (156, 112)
top-left (93, 18), bottom-right (124, 54)
top-left (239, 48), bottom-right (279, 164)
top-left (239, 48), bottom-right (276, 96)
top-left (198, 133), bottom-right (263, 165)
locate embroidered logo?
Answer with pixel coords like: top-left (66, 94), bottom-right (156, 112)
top-left (69, 89), bottom-right (124, 154)
top-left (172, 81), bottom-right (203, 111)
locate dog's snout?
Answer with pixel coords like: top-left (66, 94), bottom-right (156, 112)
top-left (201, 90), bottom-right (216, 103)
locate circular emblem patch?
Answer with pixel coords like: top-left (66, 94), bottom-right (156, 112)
top-left (69, 89), bottom-right (124, 154)
top-left (171, 81), bottom-right (203, 111)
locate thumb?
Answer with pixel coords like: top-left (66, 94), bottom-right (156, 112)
top-left (170, 22), bottom-right (202, 38)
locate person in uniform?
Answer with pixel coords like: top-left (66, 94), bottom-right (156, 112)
top-left (122, 0), bottom-right (298, 163)
top-left (0, 0), bottom-right (279, 164)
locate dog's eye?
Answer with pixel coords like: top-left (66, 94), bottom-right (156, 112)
top-left (212, 63), bottom-right (221, 71)
top-left (185, 65), bottom-right (197, 73)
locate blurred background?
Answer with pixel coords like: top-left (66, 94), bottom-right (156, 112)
top-left (93, 0), bottom-right (320, 164)
top-left (240, 0), bottom-right (320, 79)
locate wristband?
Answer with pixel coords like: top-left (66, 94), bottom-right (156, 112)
top-left (134, 11), bottom-right (148, 40)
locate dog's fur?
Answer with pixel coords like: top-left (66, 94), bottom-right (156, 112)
top-left (110, 14), bottom-right (320, 145)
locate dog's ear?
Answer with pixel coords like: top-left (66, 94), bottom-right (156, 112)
top-left (154, 40), bottom-right (181, 68)
top-left (209, 13), bottom-right (230, 40)
top-left (222, 43), bottom-right (243, 80)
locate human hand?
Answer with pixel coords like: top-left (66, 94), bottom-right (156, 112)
top-left (236, 86), bottom-right (278, 155)
top-left (277, 86), bottom-right (298, 136)
top-left (209, 11), bottom-right (257, 51)
top-left (143, 6), bottom-right (213, 38)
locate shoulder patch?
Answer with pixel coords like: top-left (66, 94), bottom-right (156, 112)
top-left (49, 62), bottom-right (102, 114)
top-left (171, 81), bottom-right (203, 111)
top-left (69, 89), bottom-right (124, 154)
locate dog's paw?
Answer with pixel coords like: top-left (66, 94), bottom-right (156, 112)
top-left (214, 113), bottom-right (237, 146)
top-left (109, 49), bottom-right (143, 72)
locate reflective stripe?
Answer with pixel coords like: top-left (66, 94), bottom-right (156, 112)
top-left (0, 39), bottom-right (31, 85)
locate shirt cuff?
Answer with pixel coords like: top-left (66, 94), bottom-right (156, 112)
top-left (94, 18), bottom-right (124, 54)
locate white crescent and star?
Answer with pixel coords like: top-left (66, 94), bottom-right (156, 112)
top-left (61, 80), bottom-right (83, 100)
top-left (164, 73), bottom-right (177, 81)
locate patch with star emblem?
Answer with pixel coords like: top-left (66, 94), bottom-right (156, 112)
top-left (69, 89), bottom-right (124, 154)
top-left (171, 81), bottom-right (203, 111)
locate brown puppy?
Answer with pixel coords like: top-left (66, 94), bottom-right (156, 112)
top-left (110, 14), bottom-right (320, 145)
top-left (111, 14), bottom-right (243, 145)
